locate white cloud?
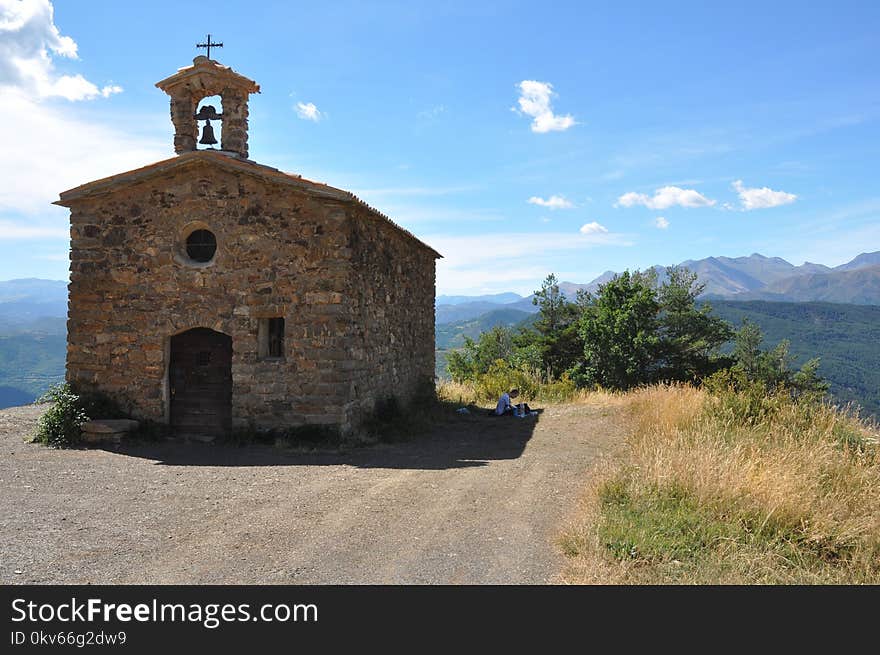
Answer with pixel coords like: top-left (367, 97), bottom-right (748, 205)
top-left (528, 195), bottom-right (574, 209)
top-left (513, 80), bottom-right (576, 133)
top-left (616, 186), bottom-right (716, 210)
top-left (732, 180), bottom-right (797, 210)
top-left (295, 101), bottom-right (322, 121)
top-left (418, 105), bottom-right (446, 120)
top-left (428, 230), bottom-right (633, 295)
top-left (654, 216), bottom-right (669, 229)
top-left (0, 219), bottom-right (68, 239)
top-left (0, 1), bottom-right (166, 249)
top-left (100, 84), bottom-right (122, 97)
top-left (579, 221), bottom-right (609, 235)
top-left (0, 0), bottom-right (123, 100)
top-left (0, 90), bottom-right (168, 214)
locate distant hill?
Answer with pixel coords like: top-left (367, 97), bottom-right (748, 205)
top-left (676, 254), bottom-right (788, 295)
top-left (835, 252), bottom-right (880, 272)
top-left (0, 278), bottom-right (68, 330)
top-left (708, 301), bottom-right (880, 418)
top-left (0, 331), bottom-right (66, 407)
top-left (436, 307), bottom-right (533, 350)
top-left (724, 265), bottom-right (880, 304)
top-left (436, 301), bottom-right (520, 324)
top-left (570, 251), bottom-right (880, 304)
top-left (435, 307), bottom-right (533, 379)
top-left (435, 251), bottom-right (880, 323)
top-left (0, 278), bottom-right (68, 304)
top-left (0, 280), bottom-right (68, 408)
top-left (437, 292), bottom-right (522, 306)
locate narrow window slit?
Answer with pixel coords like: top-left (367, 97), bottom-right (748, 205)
top-left (258, 316), bottom-right (285, 360)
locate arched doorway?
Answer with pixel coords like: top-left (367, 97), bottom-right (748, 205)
top-left (169, 328), bottom-right (232, 437)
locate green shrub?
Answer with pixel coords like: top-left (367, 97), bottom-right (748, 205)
top-left (537, 372), bottom-right (577, 402)
top-left (33, 383), bottom-right (89, 448)
top-left (473, 359), bottom-right (538, 402)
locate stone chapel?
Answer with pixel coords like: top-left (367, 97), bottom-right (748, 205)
top-left (55, 55), bottom-right (440, 436)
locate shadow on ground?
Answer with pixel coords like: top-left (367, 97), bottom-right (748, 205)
top-left (97, 411), bottom-right (542, 471)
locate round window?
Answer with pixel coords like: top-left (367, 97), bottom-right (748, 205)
top-left (185, 229), bottom-right (217, 263)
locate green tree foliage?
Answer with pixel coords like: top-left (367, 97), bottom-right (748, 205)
top-left (576, 270), bottom-right (660, 390)
top-left (655, 267), bottom-right (734, 382)
top-left (528, 274), bottom-right (584, 379)
top-left (706, 301), bottom-right (880, 417)
top-left (712, 320), bottom-right (830, 401)
top-left (446, 325), bottom-right (515, 383)
top-left (442, 269), bottom-right (830, 405)
top-left (473, 359), bottom-right (539, 402)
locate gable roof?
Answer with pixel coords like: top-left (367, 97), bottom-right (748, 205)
top-left (55, 150), bottom-right (441, 259)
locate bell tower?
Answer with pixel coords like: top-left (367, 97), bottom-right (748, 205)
top-left (155, 54), bottom-right (260, 159)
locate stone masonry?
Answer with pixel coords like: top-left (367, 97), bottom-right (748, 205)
top-left (157, 56), bottom-right (259, 158)
top-left (56, 59), bottom-right (439, 435)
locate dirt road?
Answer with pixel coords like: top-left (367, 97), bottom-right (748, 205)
top-left (0, 402), bottom-right (620, 584)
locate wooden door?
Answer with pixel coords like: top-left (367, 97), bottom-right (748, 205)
top-left (169, 328), bottom-right (232, 437)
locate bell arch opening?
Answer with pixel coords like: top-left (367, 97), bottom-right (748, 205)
top-left (195, 98), bottom-right (223, 149)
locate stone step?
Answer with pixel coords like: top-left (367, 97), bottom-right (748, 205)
top-left (81, 419), bottom-right (139, 444)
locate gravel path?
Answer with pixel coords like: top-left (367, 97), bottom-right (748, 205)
top-left (0, 402), bottom-right (620, 584)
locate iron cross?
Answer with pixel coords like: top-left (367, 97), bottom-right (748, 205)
top-left (196, 34), bottom-right (223, 59)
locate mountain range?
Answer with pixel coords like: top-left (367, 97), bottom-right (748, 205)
top-left (436, 251), bottom-right (880, 323)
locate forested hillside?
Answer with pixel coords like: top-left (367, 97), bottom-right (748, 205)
top-left (0, 280), bottom-right (68, 408)
top-left (0, 328), bottom-right (66, 407)
top-left (435, 308), bottom-right (533, 378)
top-left (708, 301), bottom-right (880, 417)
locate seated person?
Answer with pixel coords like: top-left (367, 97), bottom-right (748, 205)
top-left (494, 388), bottom-right (531, 416)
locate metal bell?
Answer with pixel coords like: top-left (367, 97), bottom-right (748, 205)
top-left (199, 119), bottom-right (218, 145)
top-left (194, 104), bottom-right (222, 121)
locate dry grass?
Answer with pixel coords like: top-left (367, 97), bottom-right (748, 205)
top-left (560, 384), bottom-right (880, 584)
top-left (437, 378), bottom-right (615, 408)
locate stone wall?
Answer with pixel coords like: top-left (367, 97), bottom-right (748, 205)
top-left (65, 158), bottom-right (437, 434)
top-left (343, 205), bottom-right (437, 427)
top-left (67, 161), bottom-right (352, 430)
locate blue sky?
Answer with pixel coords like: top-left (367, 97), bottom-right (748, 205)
top-left (1, 0), bottom-right (879, 295)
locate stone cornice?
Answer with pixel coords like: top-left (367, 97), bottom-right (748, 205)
top-left (155, 56), bottom-right (260, 96)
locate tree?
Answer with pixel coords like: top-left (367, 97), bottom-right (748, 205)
top-left (446, 326), bottom-right (514, 382)
top-left (732, 320), bottom-right (792, 388)
top-left (529, 274), bottom-right (583, 379)
top-left (577, 270), bottom-right (660, 390)
top-left (655, 267), bottom-right (734, 381)
top-left (727, 320), bottom-right (829, 399)
top-left (532, 274), bottom-right (569, 335)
